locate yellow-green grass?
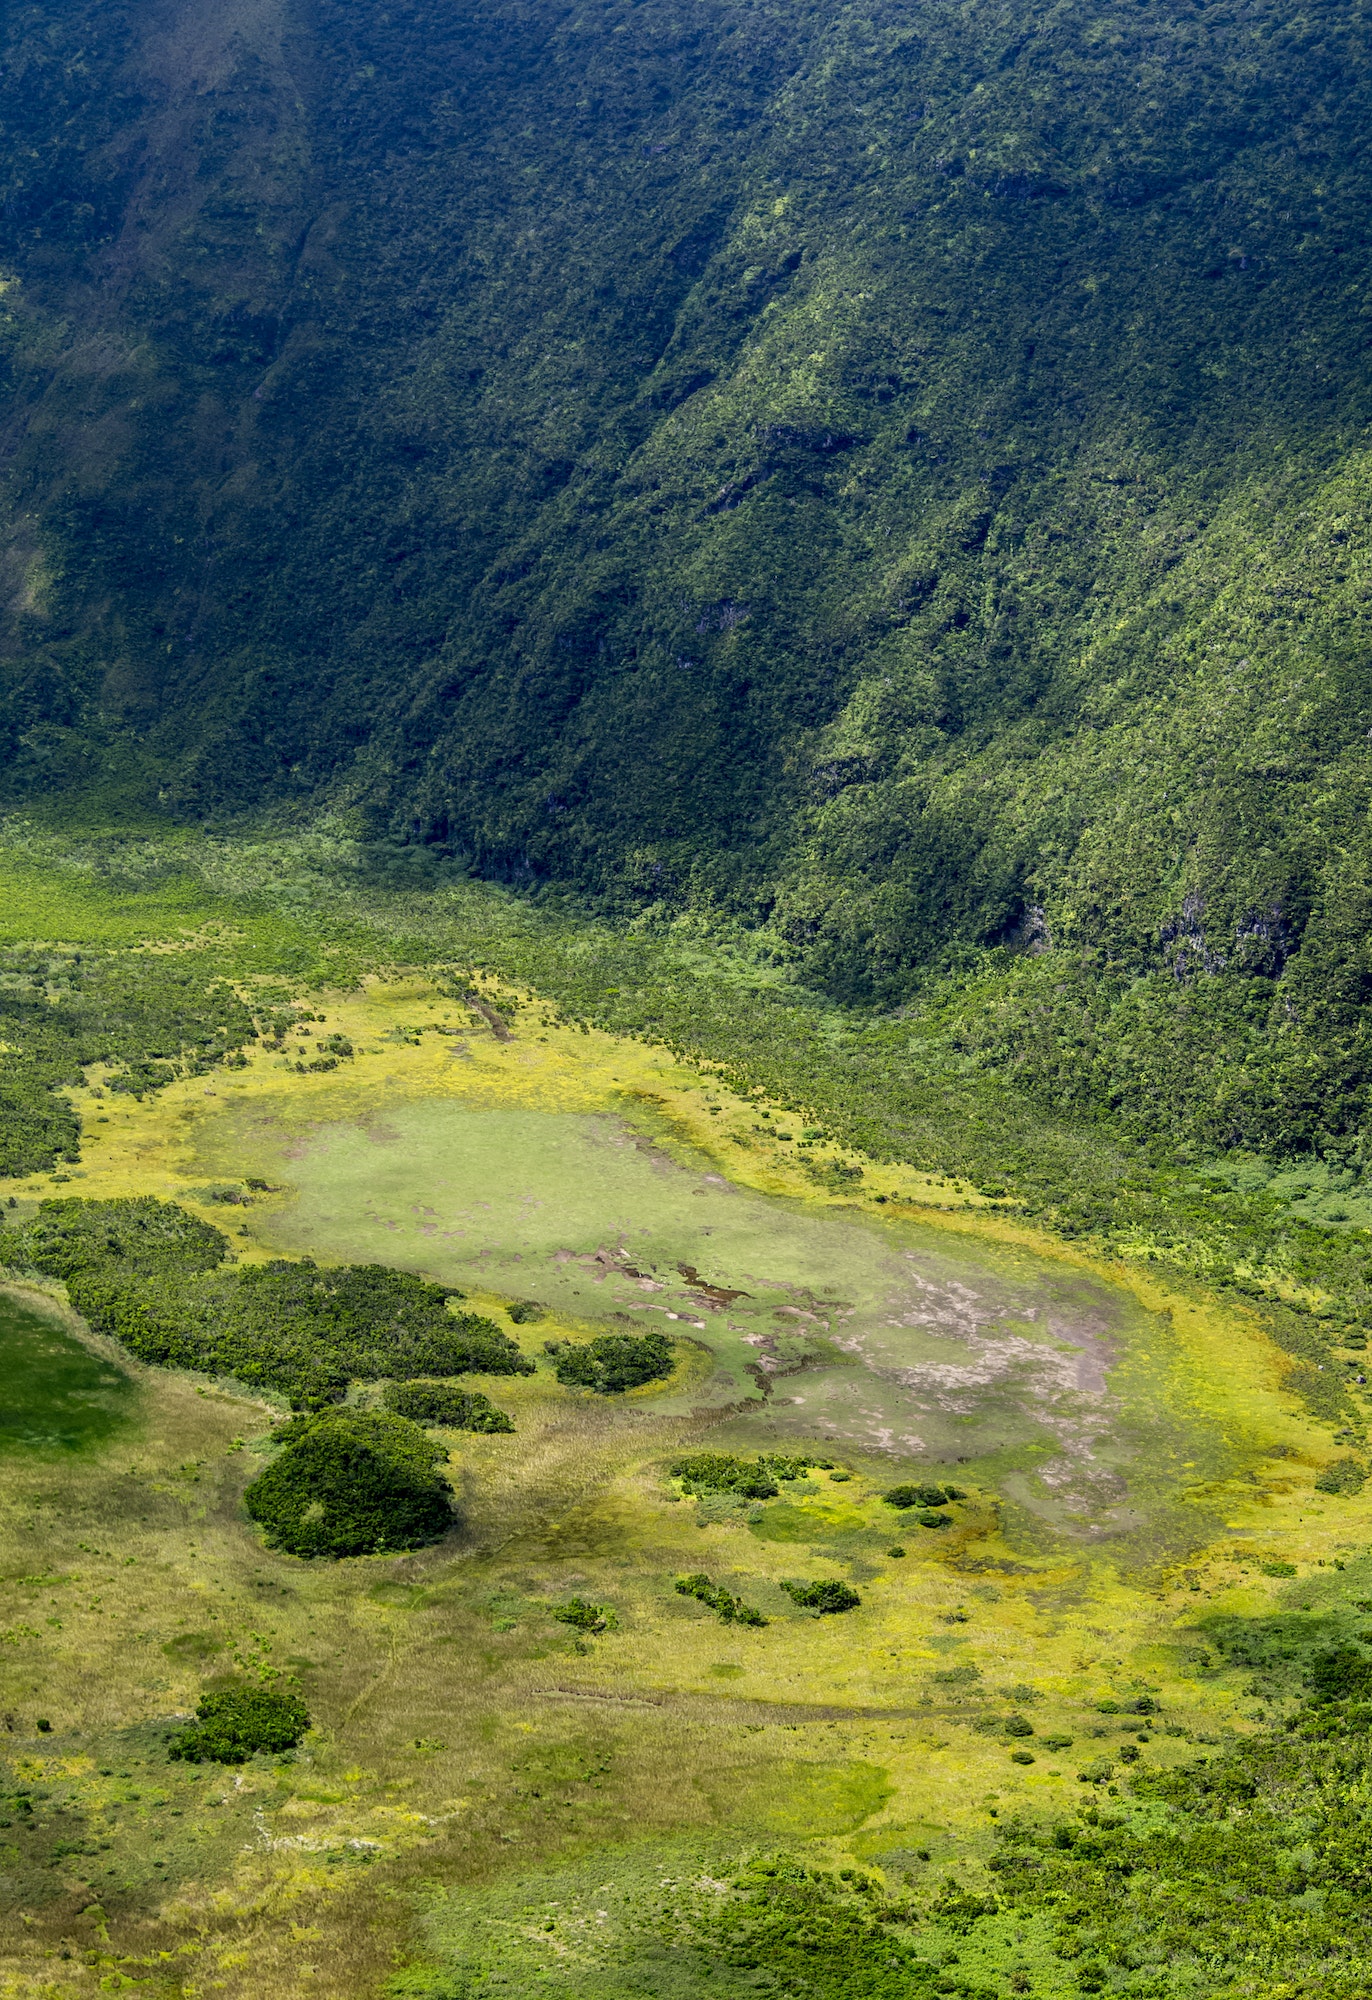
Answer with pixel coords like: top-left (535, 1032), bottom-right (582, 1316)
top-left (1, 960), bottom-right (1369, 1994)
top-left (0, 1269), bottom-right (1362, 1998)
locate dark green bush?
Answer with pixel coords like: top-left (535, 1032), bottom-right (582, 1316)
top-left (671, 1452), bottom-right (816, 1497)
top-left (168, 1681), bottom-right (310, 1764)
top-left (15, 1202), bottom-right (532, 1408)
top-left (883, 1483), bottom-right (953, 1509)
top-left (675, 1573), bottom-right (768, 1626)
top-left (1, 1196), bottom-right (228, 1280)
top-left (382, 1380), bottom-right (514, 1431)
top-left (917, 1509), bottom-right (952, 1530)
top-left (243, 1410), bottom-right (455, 1558)
top-left (779, 1580), bottom-right (861, 1614)
top-left (1307, 1647), bottom-right (1372, 1705)
top-left (672, 1453), bottom-right (775, 1498)
top-left (553, 1330), bottom-right (674, 1394)
top-left (551, 1597), bottom-right (612, 1632)
top-left (1314, 1456), bottom-right (1368, 1495)
top-left (506, 1300), bottom-right (547, 1324)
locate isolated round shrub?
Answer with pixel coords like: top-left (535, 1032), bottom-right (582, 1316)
top-left (168, 1680), bottom-right (310, 1764)
top-left (383, 1380), bottom-right (514, 1431)
top-left (506, 1300), bottom-right (547, 1324)
top-left (243, 1409), bottom-right (454, 1557)
top-left (553, 1330), bottom-right (674, 1394)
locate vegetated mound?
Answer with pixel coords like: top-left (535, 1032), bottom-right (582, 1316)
top-left (780, 1580), bottom-right (861, 1614)
top-left (4, 1200), bottom-right (531, 1406)
top-left (243, 1409), bottom-right (455, 1558)
top-left (884, 1482), bottom-right (965, 1509)
top-left (549, 1331), bottom-right (674, 1394)
top-left (672, 1452), bottom-right (816, 1498)
top-left (383, 1380), bottom-right (514, 1431)
top-left (552, 1597), bottom-right (615, 1633)
top-left (1, 1196), bottom-right (228, 1280)
top-left (168, 1681), bottom-right (310, 1764)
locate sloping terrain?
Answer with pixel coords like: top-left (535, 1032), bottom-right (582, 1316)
top-left (3, 0), bottom-right (1372, 1066)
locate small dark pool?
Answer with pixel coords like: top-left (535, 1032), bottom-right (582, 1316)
top-left (0, 1290), bottom-right (136, 1453)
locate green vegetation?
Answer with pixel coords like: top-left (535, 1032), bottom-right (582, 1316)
top-left (674, 1573), bottom-right (768, 1627)
top-left (3, 1195), bottom-right (228, 1281)
top-left (551, 1598), bottom-right (615, 1634)
top-left (1314, 1454), bottom-right (1367, 1495)
top-left (168, 1682), bottom-right (310, 1766)
top-left (778, 1580), bottom-right (861, 1615)
top-left (1, 1199), bottom-right (531, 1407)
top-left (609, 1855), bottom-right (929, 1999)
top-left (4, 0), bottom-right (1372, 1215)
top-left (242, 1409), bottom-right (456, 1558)
top-left (7, 0), bottom-right (1372, 1935)
top-left (0, 950), bottom-right (256, 1176)
top-left (383, 1381), bottom-right (515, 1432)
top-left (550, 1331), bottom-right (674, 1396)
top-left (884, 1483), bottom-right (962, 1510)
top-left (671, 1452), bottom-right (814, 1499)
top-left (388, 1598), bottom-right (1372, 1998)
top-left (0, 1289), bottom-right (135, 1454)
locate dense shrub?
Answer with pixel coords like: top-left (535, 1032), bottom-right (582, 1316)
top-left (674, 1453), bottom-right (776, 1499)
top-left (168, 1681), bottom-right (310, 1764)
top-left (9, 1201), bottom-right (532, 1407)
top-left (1, 1196), bottom-right (228, 1280)
top-left (0, 952), bottom-right (257, 1178)
top-left (1307, 1646), bottom-right (1372, 1706)
top-left (551, 1597), bottom-right (613, 1632)
top-left (243, 1410), bottom-right (455, 1557)
top-left (1314, 1456), bottom-right (1368, 1495)
top-left (675, 1573), bottom-right (768, 1626)
top-left (506, 1300), bottom-right (547, 1324)
top-left (671, 1452), bottom-right (815, 1497)
top-left (779, 1580), bottom-right (861, 1614)
top-left (552, 1330), bottom-right (674, 1394)
top-left (883, 1483), bottom-right (962, 1509)
top-left (383, 1380), bottom-right (514, 1430)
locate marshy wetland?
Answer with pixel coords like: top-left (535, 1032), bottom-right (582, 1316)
top-left (1, 883), bottom-right (1370, 1997)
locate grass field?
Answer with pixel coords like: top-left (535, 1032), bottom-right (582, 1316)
top-left (1, 834), bottom-right (1370, 1995)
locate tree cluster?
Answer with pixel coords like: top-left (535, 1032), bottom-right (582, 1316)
top-left (548, 1330), bottom-right (674, 1394)
top-left (1, 1199), bottom-right (531, 1408)
top-left (243, 1408), bottom-right (455, 1558)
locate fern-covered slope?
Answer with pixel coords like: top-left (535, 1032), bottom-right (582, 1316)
top-left (2, 0), bottom-right (1371, 1108)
